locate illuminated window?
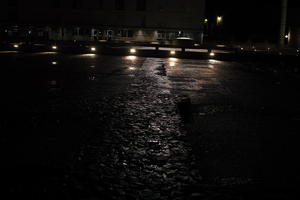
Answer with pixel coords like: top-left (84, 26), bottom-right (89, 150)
top-left (137, 0), bottom-right (146, 11)
top-left (115, 0), bottom-right (125, 10)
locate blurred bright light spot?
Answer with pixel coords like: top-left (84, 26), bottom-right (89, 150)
top-left (52, 61), bottom-right (57, 65)
top-left (90, 65), bottom-right (95, 68)
top-left (170, 50), bottom-right (176, 55)
top-left (91, 47), bottom-right (96, 52)
top-left (13, 44), bottom-right (19, 48)
top-left (217, 16), bottom-right (223, 24)
top-left (169, 62), bottom-right (176, 67)
top-left (52, 45), bottom-right (57, 50)
top-left (128, 67), bottom-right (136, 71)
top-left (209, 52), bottom-right (215, 57)
top-left (169, 57), bottom-right (178, 62)
top-left (35, 52), bottom-right (57, 55)
top-left (208, 59), bottom-right (221, 64)
top-left (130, 48), bottom-right (136, 54)
top-left (126, 56), bottom-right (137, 61)
top-left (285, 35), bottom-right (289, 39)
top-left (208, 65), bottom-right (214, 69)
top-left (79, 54), bottom-right (96, 57)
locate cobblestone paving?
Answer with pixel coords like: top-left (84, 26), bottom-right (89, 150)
top-left (62, 58), bottom-right (207, 200)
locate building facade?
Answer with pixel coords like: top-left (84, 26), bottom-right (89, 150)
top-left (0, 0), bottom-right (205, 43)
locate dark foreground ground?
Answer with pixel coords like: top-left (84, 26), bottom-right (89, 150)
top-left (0, 51), bottom-right (300, 199)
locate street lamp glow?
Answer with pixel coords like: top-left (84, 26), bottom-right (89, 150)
top-left (52, 45), bottom-right (57, 50)
top-left (91, 47), bottom-right (96, 52)
top-left (217, 16), bottom-right (223, 24)
top-left (285, 35), bottom-right (289, 39)
top-left (170, 50), bottom-right (176, 55)
top-left (130, 48), bottom-right (136, 54)
top-left (13, 44), bottom-right (19, 48)
top-left (209, 52), bottom-right (215, 57)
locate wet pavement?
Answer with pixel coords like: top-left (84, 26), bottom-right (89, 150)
top-left (0, 52), bottom-right (300, 199)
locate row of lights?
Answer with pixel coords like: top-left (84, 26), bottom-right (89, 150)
top-left (12, 44), bottom-right (97, 52)
top-left (130, 48), bottom-right (216, 57)
top-left (11, 45), bottom-right (217, 58)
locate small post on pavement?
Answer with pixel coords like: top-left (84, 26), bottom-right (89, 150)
top-left (279, 0), bottom-right (288, 47)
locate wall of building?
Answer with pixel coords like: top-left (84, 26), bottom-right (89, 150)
top-left (0, 0), bottom-right (205, 42)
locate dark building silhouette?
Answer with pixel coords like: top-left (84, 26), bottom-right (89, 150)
top-left (0, 0), bottom-right (206, 43)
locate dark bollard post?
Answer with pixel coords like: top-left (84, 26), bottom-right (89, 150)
top-left (177, 97), bottom-right (193, 123)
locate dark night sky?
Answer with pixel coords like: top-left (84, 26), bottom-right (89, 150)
top-left (206, 0), bottom-right (299, 43)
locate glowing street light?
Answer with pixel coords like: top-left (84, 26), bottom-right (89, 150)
top-left (91, 47), bottom-right (96, 52)
top-left (13, 44), bottom-right (19, 48)
top-left (170, 50), bottom-right (176, 55)
top-left (209, 52), bottom-right (215, 57)
top-left (130, 48), bottom-right (136, 54)
top-left (52, 45), bottom-right (57, 50)
top-left (217, 16), bottom-right (223, 25)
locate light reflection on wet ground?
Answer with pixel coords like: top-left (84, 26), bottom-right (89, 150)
top-left (0, 52), bottom-right (299, 199)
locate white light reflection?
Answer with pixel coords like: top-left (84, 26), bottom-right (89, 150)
top-left (78, 54), bottom-right (96, 57)
top-left (168, 57), bottom-right (178, 62)
top-left (128, 67), bottom-right (136, 71)
top-left (126, 56), bottom-right (137, 61)
top-left (51, 61), bottom-right (57, 65)
top-left (208, 59), bottom-right (221, 64)
top-left (169, 62), bottom-right (176, 67)
top-left (208, 65), bottom-right (214, 69)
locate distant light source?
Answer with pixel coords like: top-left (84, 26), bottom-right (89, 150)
top-left (13, 44), bottom-right (19, 48)
top-left (52, 61), bottom-right (57, 65)
top-left (217, 16), bottom-right (223, 24)
top-left (240, 48), bottom-right (244, 50)
top-left (52, 45), bottom-right (57, 50)
top-left (91, 47), bottom-right (96, 52)
top-left (130, 48), bottom-right (136, 54)
top-left (285, 35), bottom-right (289, 39)
top-left (170, 50), bottom-right (176, 55)
top-left (209, 52), bottom-right (215, 57)
top-left (204, 18), bottom-right (208, 23)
